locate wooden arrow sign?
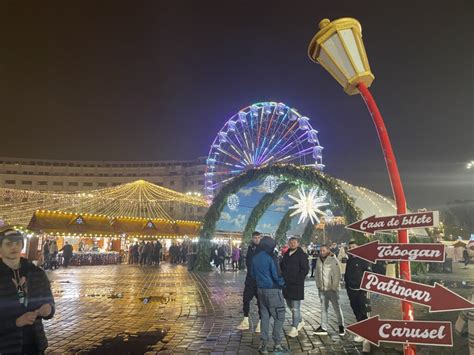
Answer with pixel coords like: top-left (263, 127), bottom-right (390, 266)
top-left (360, 271), bottom-right (474, 312)
top-left (347, 316), bottom-right (453, 347)
top-left (345, 211), bottom-right (439, 235)
top-left (347, 240), bottom-right (445, 263)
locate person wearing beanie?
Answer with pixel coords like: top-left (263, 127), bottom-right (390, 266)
top-left (0, 228), bottom-right (55, 354)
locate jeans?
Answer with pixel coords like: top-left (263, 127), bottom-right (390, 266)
top-left (257, 288), bottom-right (286, 345)
top-left (319, 290), bottom-right (344, 330)
top-left (285, 299), bottom-right (301, 327)
top-left (346, 288), bottom-right (368, 322)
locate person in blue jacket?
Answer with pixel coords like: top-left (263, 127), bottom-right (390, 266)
top-left (251, 236), bottom-right (288, 354)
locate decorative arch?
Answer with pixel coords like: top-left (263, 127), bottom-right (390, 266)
top-left (194, 164), bottom-right (364, 271)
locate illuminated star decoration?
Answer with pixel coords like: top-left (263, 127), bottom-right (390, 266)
top-left (263, 175), bottom-right (280, 193)
top-left (227, 194), bottom-right (240, 211)
top-left (288, 187), bottom-right (329, 224)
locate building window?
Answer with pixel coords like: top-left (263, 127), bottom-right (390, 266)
top-left (5, 180), bottom-right (16, 185)
top-left (198, 180), bottom-right (204, 185)
top-left (170, 172), bottom-right (177, 176)
top-left (68, 182), bottom-right (79, 186)
top-left (112, 182), bottom-right (121, 186)
top-left (38, 181), bottom-right (48, 186)
top-left (53, 182), bottom-right (63, 186)
top-left (97, 182), bottom-right (107, 187)
top-left (155, 182), bottom-right (163, 186)
top-left (21, 181), bottom-right (32, 185)
top-left (170, 180), bottom-right (175, 186)
top-left (83, 182), bottom-right (93, 187)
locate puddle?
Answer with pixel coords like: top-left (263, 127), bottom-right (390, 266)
top-left (139, 293), bottom-right (175, 304)
top-left (73, 330), bottom-right (167, 354)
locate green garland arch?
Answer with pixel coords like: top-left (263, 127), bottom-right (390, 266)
top-left (194, 164), bottom-right (365, 271)
top-left (275, 209), bottom-right (293, 244)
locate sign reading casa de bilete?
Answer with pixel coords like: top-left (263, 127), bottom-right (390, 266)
top-left (345, 211), bottom-right (439, 234)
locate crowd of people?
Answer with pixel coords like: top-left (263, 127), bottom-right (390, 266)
top-left (128, 241), bottom-right (162, 265)
top-left (236, 232), bottom-right (375, 354)
top-left (41, 240), bottom-right (73, 270)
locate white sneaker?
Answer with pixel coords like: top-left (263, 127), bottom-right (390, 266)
top-left (255, 320), bottom-right (261, 333)
top-left (362, 340), bottom-right (371, 353)
top-left (354, 335), bottom-right (364, 342)
top-left (236, 317), bottom-right (249, 330)
top-left (297, 320), bottom-right (305, 331)
top-left (288, 327), bottom-right (298, 337)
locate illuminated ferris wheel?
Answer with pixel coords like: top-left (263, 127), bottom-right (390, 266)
top-left (205, 102), bottom-right (324, 201)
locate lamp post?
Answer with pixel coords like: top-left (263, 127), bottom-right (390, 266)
top-left (308, 18), bottom-right (415, 355)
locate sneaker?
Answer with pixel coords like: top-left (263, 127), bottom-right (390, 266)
top-left (297, 320), bottom-right (305, 331)
top-left (288, 327), bottom-right (298, 337)
top-left (258, 343), bottom-right (268, 354)
top-left (312, 326), bottom-right (328, 335)
top-left (273, 344), bottom-right (289, 353)
top-left (339, 325), bottom-right (345, 336)
top-left (362, 340), bottom-right (371, 353)
top-left (254, 320), bottom-right (261, 333)
top-left (354, 335), bottom-right (364, 342)
top-left (236, 317), bottom-right (249, 330)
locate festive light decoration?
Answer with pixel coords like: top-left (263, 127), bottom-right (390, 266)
top-left (227, 194), bottom-right (239, 211)
top-left (204, 102), bottom-right (325, 201)
top-left (288, 187), bottom-right (329, 224)
top-left (263, 175), bottom-right (280, 193)
top-left (0, 180), bottom-right (208, 226)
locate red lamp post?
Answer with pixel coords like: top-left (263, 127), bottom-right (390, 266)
top-left (308, 18), bottom-right (415, 355)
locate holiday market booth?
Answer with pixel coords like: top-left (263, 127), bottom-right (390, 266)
top-left (26, 210), bottom-right (202, 265)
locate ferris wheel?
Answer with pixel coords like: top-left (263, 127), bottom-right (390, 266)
top-left (205, 102), bottom-right (324, 201)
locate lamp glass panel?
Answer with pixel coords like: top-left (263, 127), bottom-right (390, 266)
top-left (324, 33), bottom-right (355, 78)
top-left (318, 49), bottom-right (347, 86)
top-left (340, 29), bottom-right (365, 73)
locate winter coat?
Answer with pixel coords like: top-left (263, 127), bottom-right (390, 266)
top-left (61, 244), bottom-right (73, 259)
top-left (251, 237), bottom-right (285, 289)
top-left (280, 247), bottom-right (309, 300)
top-left (344, 254), bottom-right (371, 290)
top-left (315, 254), bottom-right (341, 291)
top-left (231, 248), bottom-right (240, 262)
top-left (0, 258), bottom-right (55, 354)
top-left (245, 244), bottom-right (258, 285)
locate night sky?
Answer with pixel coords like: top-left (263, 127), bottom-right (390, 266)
top-left (1, 1), bottom-right (472, 209)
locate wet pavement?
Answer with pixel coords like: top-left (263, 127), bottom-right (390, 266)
top-left (43, 263), bottom-right (468, 354)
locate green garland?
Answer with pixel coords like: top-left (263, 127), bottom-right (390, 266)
top-left (242, 181), bottom-right (296, 242)
top-left (194, 164), bottom-right (365, 271)
top-left (275, 209), bottom-right (293, 244)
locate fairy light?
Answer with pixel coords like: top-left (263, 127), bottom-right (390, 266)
top-left (0, 180), bottom-right (208, 226)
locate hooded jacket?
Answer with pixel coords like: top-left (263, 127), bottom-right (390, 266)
top-left (0, 257), bottom-right (55, 354)
top-left (250, 237), bottom-right (285, 289)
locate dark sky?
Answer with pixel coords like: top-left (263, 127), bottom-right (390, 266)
top-left (1, 1), bottom-right (473, 209)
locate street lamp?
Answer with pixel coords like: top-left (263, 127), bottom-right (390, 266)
top-left (309, 18), bottom-right (415, 355)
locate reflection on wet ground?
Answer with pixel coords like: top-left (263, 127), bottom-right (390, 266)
top-left (44, 263), bottom-right (468, 354)
top-left (72, 330), bottom-right (167, 354)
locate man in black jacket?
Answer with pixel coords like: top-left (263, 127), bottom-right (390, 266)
top-left (280, 236), bottom-right (309, 338)
top-left (0, 228), bottom-right (55, 354)
top-left (344, 240), bottom-right (371, 342)
top-left (236, 231), bottom-right (262, 332)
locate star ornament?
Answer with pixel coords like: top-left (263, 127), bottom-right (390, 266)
top-left (288, 187), bottom-right (329, 224)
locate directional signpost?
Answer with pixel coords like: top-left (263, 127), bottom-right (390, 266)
top-left (360, 271), bottom-right (474, 312)
top-left (347, 316), bottom-right (453, 347)
top-left (345, 210), bottom-right (474, 349)
top-left (347, 240), bottom-right (445, 264)
top-left (346, 211), bottom-right (439, 235)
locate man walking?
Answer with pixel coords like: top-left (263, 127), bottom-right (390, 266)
top-left (236, 232), bottom-right (262, 333)
top-left (252, 236), bottom-right (287, 354)
top-left (0, 228), bottom-right (55, 354)
top-left (314, 244), bottom-right (345, 336)
top-left (280, 236), bottom-right (309, 337)
top-left (60, 241), bottom-right (73, 268)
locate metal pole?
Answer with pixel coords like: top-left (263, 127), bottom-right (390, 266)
top-left (357, 82), bottom-right (416, 355)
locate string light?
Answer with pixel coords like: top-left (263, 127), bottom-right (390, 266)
top-left (0, 180), bottom-right (208, 226)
